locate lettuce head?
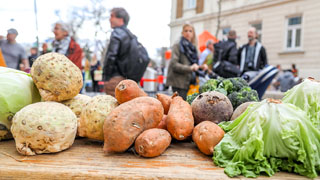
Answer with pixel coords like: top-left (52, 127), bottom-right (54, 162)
top-left (213, 99), bottom-right (320, 178)
top-left (282, 78), bottom-right (320, 129)
top-left (0, 67), bottom-right (41, 140)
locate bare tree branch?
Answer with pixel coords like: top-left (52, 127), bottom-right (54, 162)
top-left (215, 0), bottom-right (222, 38)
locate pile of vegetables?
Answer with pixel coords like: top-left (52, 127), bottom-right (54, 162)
top-left (7, 53), bottom-right (84, 155)
top-left (4, 51), bottom-right (320, 179)
top-left (187, 77), bottom-right (259, 109)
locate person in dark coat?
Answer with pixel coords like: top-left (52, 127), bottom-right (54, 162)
top-left (102, 7), bottom-right (133, 97)
top-left (238, 27), bottom-right (268, 74)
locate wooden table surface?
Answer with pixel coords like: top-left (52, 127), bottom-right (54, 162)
top-left (0, 138), bottom-right (317, 180)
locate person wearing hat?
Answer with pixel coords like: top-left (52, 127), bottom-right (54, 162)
top-left (0, 28), bottom-right (29, 70)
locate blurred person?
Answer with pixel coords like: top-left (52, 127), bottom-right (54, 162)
top-left (52, 21), bottom-right (83, 70)
top-left (272, 64), bottom-right (283, 90)
top-left (0, 28), bottom-right (29, 70)
top-left (238, 27), bottom-right (267, 75)
top-left (212, 30), bottom-right (239, 77)
top-left (215, 30), bottom-right (238, 64)
top-left (291, 63), bottom-right (298, 77)
top-left (40, 42), bottom-right (50, 55)
top-left (199, 39), bottom-right (214, 69)
top-left (28, 47), bottom-right (38, 67)
top-left (90, 55), bottom-right (101, 92)
top-left (166, 23), bottom-right (205, 100)
top-left (274, 70), bottom-right (297, 92)
top-left (102, 7), bottom-right (131, 96)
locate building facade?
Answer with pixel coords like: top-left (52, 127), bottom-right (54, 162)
top-left (169, 0), bottom-right (320, 79)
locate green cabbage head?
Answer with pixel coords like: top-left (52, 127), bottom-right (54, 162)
top-left (0, 67), bottom-right (41, 140)
top-left (213, 99), bottom-right (320, 178)
top-left (282, 78), bottom-right (320, 129)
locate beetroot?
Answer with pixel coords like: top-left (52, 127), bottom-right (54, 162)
top-left (191, 91), bottom-right (233, 125)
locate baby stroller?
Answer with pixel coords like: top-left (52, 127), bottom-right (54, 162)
top-left (242, 65), bottom-right (279, 99)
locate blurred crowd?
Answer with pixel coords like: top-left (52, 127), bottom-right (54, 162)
top-left (0, 7), bottom-right (299, 98)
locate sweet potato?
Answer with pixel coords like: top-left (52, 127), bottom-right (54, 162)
top-left (191, 91), bottom-right (233, 125)
top-left (156, 92), bottom-right (178, 114)
top-left (157, 115), bottom-right (167, 130)
top-left (115, 79), bottom-right (147, 104)
top-left (135, 128), bottom-right (171, 158)
top-left (167, 96), bottom-right (194, 140)
top-left (103, 97), bottom-right (164, 154)
top-left (192, 121), bottom-right (225, 155)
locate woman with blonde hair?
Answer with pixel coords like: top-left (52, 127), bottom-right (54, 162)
top-left (166, 23), bottom-right (206, 100)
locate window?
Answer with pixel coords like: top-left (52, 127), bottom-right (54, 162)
top-left (186, 0), bottom-right (196, 9)
top-left (251, 23), bottom-right (262, 42)
top-left (286, 16), bottom-right (302, 50)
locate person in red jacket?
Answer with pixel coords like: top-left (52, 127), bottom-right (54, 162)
top-left (52, 21), bottom-right (83, 70)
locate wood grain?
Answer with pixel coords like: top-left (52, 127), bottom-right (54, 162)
top-left (0, 138), bottom-right (317, 180)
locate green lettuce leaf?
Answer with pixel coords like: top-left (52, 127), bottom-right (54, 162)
top-left (282, 78), bottom-right (320, 129)
top-left (213, 99), bottom-right (320, 178)
top-left (0, 67), bottom-right (41, 140)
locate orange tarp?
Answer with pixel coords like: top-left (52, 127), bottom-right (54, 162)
top-left (0, 49), bottom-right (6, 67)
top-left (198, 30), bottom-right (219, 52)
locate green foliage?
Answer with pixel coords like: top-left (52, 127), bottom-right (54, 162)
top-left (186, 93), bottom-right (199, 105)
top-left (282, 78), bottom-right (320, 129)
top-left (213, 100), bottom-right (320, 178)
top-left (199, 79), bottom-right (220, 93)
top-left (0, 67), bottom-right (41, 141)
top-left (198, 77), bottom-right (259, 108)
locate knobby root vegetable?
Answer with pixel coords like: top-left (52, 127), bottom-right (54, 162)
top-left (78, 95), bottom-right (118, 141)
top-left (11, 102), bottom-right (77, 155)
top-left (61, 94), bottom-right (91, 135)
top-left (30, 53), bottom-right (83, 102)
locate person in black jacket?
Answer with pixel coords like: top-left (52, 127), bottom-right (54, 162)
top-left (238, 27), bottom-right (268, 74)
top-left (213, 30), bottom-right (239, 78)
top-left (102, 7), bottom-right (131, 97)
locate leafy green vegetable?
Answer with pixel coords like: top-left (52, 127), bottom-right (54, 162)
top-left (229, 77), bottom-right (249, 92)
top-left (197, 77), bottom-right (258, 108)
top-left (199, 79), bottom-right (221, 93)
top-left (282, 78), bottom-right (320, 129)
top-left (186, 93), bottom-right (199, 104)
top-left (213, 99), bottom-right (320, 178)
top-left (214, 88), bottom-right (228, 96)
top-left (227, 86), bottom-right (259, 108)
top-left (218, 79), bottom-right (233, 94)
top-left (0, 67), bottom-right (41, 140)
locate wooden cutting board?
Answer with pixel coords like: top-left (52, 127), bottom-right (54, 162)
top-left (0, 138), bottom-right (316, 180)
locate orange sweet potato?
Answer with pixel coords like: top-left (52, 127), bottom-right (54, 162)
top-left (135, 128), bottom-right (171, 158)
top-left (157, 115), bottom-right (167, 130)
top-left (115, 79), bottom-right (147, 104)
top-left (192, 121), bottom-right (225, 155)
top-left (156, 92), bottom-right (177, 114)
top-left (166, 96), bottom-right (194, 140)
top-left (103, 97), bottom-right (164, 154)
